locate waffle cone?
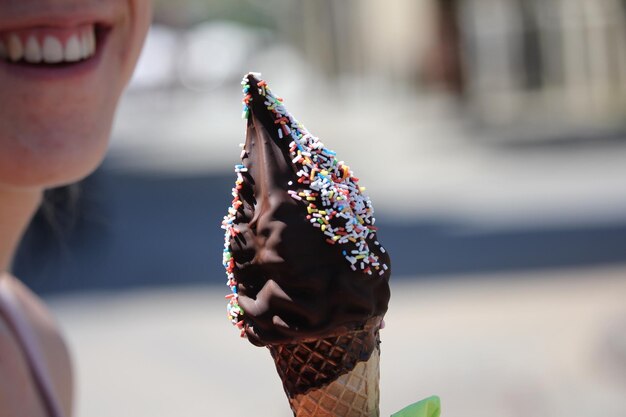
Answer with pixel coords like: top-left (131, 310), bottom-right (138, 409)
top-left (268, 319), bottom-right (381, 416)
top-left (287, 348), bottom-right (379, 416)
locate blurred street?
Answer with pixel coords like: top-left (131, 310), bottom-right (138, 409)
top-left (47, 265), bottom-right (626, 417)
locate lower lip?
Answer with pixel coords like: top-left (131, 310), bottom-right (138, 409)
top-left (0, 26), bottom-right (110, 81)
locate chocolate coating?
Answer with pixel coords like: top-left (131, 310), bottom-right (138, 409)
top-left (230, 74), bottom-right (390, 347)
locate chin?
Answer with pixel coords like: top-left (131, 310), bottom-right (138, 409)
top-left (41, 135), bottom-right (112, 188)
top-left (0, 113), bottom-right (114, 189)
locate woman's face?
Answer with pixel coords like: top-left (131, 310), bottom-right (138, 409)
top-left (0, 0), bottom-right (152, 189)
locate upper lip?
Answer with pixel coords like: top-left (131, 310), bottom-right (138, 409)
top-left (0, 7), bottom-right (116, 32)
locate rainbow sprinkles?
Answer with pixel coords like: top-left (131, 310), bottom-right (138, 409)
top-left (222, 73), bottom-right (388, 333)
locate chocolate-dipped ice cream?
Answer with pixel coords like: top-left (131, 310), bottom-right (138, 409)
top-left (222, 73), bottom-right (390, 416)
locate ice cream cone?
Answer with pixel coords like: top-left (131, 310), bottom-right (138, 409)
top-left (223, 73), bottom-right (391, 415)
top-left (268, 318), bottom-right (381, 417)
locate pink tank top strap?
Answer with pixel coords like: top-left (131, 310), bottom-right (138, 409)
top-left (0, 275), bottom-right (66, 417)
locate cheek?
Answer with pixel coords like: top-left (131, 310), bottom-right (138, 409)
top-left (121, 1), bottom-right (153, 84)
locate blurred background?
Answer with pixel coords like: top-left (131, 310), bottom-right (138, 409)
top-left (14, 0), bottom-right (626, 416)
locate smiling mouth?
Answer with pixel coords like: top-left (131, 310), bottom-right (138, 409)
top-left (0, 23), bottom-right (109, 67)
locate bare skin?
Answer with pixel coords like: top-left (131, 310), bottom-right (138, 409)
top-left (0, 188), bottom-right (70, 416)
top-left (0, 272), bottom-right (73, 417)
top-left (0, 1), bottom-right (152, 415)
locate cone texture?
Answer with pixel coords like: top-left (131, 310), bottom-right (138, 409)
top-left (289, 349), bottom-right (379, 417)
top-left (268, 320), bottom-right (381, 417)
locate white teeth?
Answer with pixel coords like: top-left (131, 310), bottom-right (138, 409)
top-left (7, 33), bottom-right (23, 62)
top-left (64, 35), bottom-right (81, 62)
top-left (42, 36), bottom-right (63, 63)
top-left (24, 35), bottom-right (42, 63)
top-left (80, 27), bottom-right (96, 59)
top-left (1, 25), bottom-right (97, 64)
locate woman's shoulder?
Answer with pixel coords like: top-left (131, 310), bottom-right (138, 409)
top-left (0, 312), bottom-right (50, 416)
top-left (0, 274), bottom-right (73, 416)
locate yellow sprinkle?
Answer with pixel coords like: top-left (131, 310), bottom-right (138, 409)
top-left (356, 255), bottom-right (365, 260)
top-left (321, 170), bottom-right (328, 176)
top-left (332, 236), bottom-right (341, 241)
top-left (359, 186), bottom-right (366, 192)
top-left (321, 225), bottom-right (326, 231)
